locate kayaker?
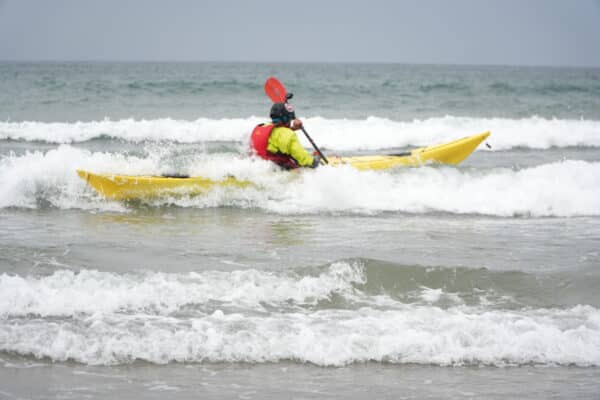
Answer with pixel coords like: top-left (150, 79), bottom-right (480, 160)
top-left (250, 102), bottom-right (321, 169)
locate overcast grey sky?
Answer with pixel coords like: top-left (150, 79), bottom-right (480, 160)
top-left (1, 0), bottom-right (599, 66)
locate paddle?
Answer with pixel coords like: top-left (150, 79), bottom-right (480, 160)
top-left (264, 77), bottom-right (329, 164)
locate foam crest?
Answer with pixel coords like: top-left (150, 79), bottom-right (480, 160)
top-left (0, 117), bottom-right (262, 144)
top-left (259, 161), bottom-right (600, 217)
top-left (2, 116), bottom-right (600, 150)
top-left (1, 304), bottom-right (598, 366)
top-left (0, 263), bottom-right (365, 317)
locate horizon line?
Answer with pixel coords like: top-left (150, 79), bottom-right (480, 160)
top-left (1, 59), bottom-right (600, 69)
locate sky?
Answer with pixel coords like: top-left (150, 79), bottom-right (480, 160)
top-left (0, 0), bottom-right (599, 67)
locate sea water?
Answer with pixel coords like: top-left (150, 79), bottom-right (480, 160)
top-left (1, 62), bottom-right (600, 399)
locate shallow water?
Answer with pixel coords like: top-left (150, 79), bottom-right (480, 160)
top-left (2, 359), bottom-right (599, 400)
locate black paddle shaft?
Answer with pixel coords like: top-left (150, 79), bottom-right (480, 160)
top-left (285, 93), bottom-right (329, 164)
top-left (300, 127), bottom-right (329, 164)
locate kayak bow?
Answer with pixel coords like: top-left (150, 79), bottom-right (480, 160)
top-left (328, 131), bottom-right (490, 170)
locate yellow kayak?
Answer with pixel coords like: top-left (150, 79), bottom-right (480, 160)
top-left (78, 131), bottom-right (490, 200)
top-left (328, 131), bottom-right (490, 170)
top-left (76, 171), bottom-right (253, 200)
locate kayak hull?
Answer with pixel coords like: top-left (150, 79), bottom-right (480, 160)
top-left (78, 131), bottom-right (490, 200)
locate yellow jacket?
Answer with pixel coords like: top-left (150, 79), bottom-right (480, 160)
top-left (267, 125), bottom-right (315, 167)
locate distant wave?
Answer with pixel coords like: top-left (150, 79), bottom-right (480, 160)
top-left (0, 117), bottom-right (262, 144)
top-left (487, 81), bottom-right (600, 96)
top-left (124, 78), bottom-right (261, 94)
top-left (419, 82), bottom-right (470, 93)
top-left (1, 116), bottom-right (600, 151)
top-left (1, 146), bottom-right (599, 216)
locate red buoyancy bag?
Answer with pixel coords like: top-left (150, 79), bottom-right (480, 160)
top-left (250, 124), bottom-right (299, 169)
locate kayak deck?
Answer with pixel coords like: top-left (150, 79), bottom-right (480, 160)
top-left (328, 131), bottom-right (490, 170)
top-left (78, 131), bottom-right (490, 200)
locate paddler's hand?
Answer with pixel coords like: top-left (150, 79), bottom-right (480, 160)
top-left (291, 119), bottom-right (303, 131)
top-left (311, 155), bottom-right (321, 168)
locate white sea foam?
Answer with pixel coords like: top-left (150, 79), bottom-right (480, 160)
top-left (0, 263), bottom-right (364, 317)
top-left (0, 117), bottom-right (262, 144)
top-left (1, 146), bottom-right (599, 216)
top-left (1, 116), bottom-right (600, 150)
top-left (261, 160), bottom-right (600, 217)
top-left (0, 266), bottom-right (598, 367)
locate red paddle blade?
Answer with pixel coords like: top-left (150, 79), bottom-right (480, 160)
top-left (264, 77), bottom-right (287, 103)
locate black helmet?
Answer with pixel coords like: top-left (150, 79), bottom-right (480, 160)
top-left (270, 102), bottom-right (296, 124)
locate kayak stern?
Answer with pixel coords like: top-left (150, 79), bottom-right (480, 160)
top-left (77, 170), bottom-right (252, 200)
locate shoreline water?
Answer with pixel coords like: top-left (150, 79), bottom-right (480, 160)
top-left (2, 357), bottom-right (599, 400)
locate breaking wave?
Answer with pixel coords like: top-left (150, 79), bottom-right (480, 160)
top-left (1, 262), bottom-right (599, 366)
top-left (1, 145), bottom-right (599, 217)
top-left (1, 115), bottom-right (600, 151)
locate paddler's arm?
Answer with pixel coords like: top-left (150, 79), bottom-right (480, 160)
top-left (268, 126), bottom-right (315, 167)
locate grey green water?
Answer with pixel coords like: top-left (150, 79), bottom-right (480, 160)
top-left (1, 62), bottom-right (600, 399)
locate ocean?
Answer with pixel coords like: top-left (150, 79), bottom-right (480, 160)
top-left (1, 62), bottom-right (600, 399)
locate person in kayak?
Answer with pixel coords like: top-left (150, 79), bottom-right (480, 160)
top-left (250, 102), bottom-right (321, 169)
